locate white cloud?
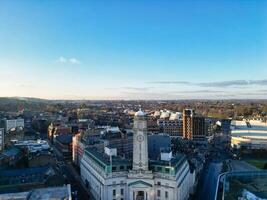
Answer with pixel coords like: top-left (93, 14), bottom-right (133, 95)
top-left (69, 58), bottom-right (81, 64)
top-left (56, 56), bottom-right (81, 64)
top-left (57, 56), bottom-right (67, 63)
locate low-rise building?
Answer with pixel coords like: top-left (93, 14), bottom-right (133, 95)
top-left (5, 118), bottom-right (24, 132)
top-left (0, 166), bottom-right (65, 194)
top-left (0, 184), bottom-right (72, 200)
top-left (54, 134), bottom-right (73, 159)
top-left (216, 171), bottom-right (267, 200)
top-left (0, 146), bottom-right (23, 167)
top-left (47, 122), bottom-right (71, 142)
top-left (231, 120), bottom-right (267, 150)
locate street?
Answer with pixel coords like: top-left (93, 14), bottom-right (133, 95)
top-left (193, 135), bottom-right (231, 200)
top-left (51, 142), bottom-right (92, 200)
top-left (194, 161), bottom-right (222, 200)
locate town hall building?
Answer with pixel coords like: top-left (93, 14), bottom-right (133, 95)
top-left (80, 110), bottom-right (195, 200)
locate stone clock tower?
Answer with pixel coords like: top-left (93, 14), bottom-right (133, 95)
top-left (132, 109), bottom-right (149, 171)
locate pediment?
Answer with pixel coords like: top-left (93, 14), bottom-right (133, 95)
top-left (128, 180), bottom-right (152, 187)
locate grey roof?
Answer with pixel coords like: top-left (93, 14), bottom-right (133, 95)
top-left (0, 185), bottom-right (71, 200)
top-left (2, 147), bottom-right (21, 157)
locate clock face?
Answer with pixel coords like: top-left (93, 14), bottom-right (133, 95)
top-left (137, 135), bottom-right (144, 142)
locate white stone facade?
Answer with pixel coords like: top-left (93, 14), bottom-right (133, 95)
top-left (81, 156), bottom-right (194, 200)
top-left (80, 110), bottom-right (195, 200)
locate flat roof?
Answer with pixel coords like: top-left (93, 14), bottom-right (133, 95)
top-left (0, 185), bottom-right (71, 200)
top-left (223, 171), bottom-right (267, 200)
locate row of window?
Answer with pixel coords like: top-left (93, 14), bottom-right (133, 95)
top-left (150, 166), bottom-right (171, 173)
top-left (113, 188), bottom-right (169, 199)
top-left (111, 165), bottom-right (131, 171)
top-left (113, 188), bottom-right (124, 196)
top-left (157, 190), bottom-right (169, 198)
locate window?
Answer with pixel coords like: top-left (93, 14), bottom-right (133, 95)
top-left (165, 168), bottom-right (170, 173)
top-left (157, 181), bottom-right (161, 186)
top-left (120, 165), bottom-right (124, 170)
top-left (157, 190), bottom-right (161, 197)
top-left (112, 166), bottom-right (116, 171)
top-left (85, 180), bottom-right (89, 188)
top-left (165, 191), bottom-right (168, 198)
top-left (121, 188), bottom-right (124, 195)
top-left (157, 167), bottom-right (162, 171)
top-left (113, 189), bottom-right (116, 196)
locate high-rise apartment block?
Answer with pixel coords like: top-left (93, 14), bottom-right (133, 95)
top-left (183, 109), bottom-right (205, 140)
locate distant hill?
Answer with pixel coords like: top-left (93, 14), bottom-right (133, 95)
top-left (0, 97), bottom-right (51, 104)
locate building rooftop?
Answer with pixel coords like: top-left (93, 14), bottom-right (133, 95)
top-left (85, 147), bottom-right (131, 166)
top-left (0, 165), bottom-right (54, 178)
top-left (55, 134), bottom-right (73, 144)
top-left (0, 165), bottom-right (56, 193)
top-left (2, 146), bottom-right (21, 157)
top-left (221, 171), bottom-right (267, 200)
top-left (135, 109), bottom-right (146, 117)
top-left (0, 184), bottom-right (71, 200)
top-left (151, 154), bottom-right (185, 166)
top-left (84, 147), bottom-right (187, 175)
top-left (231, 120), bottom-right (267, 139)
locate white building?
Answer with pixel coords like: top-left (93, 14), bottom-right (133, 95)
top-left (0, 128), bottom-right (4, 151)
top-left (231, 120), bottom-right (267, 150)
top-left (80, 110), bottom-right (195, 200)
top-left (13, 139), bottom-right (51, 153)
top-left (5, 119), bottom-right (24, 132)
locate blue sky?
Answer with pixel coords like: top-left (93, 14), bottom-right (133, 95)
top-left (0, 0), bottom-right (267, 99)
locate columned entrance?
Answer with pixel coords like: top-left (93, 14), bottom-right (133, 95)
top-left (134, 190), bottom-right (148, 200)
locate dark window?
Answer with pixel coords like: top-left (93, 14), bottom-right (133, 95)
top-left (85, 180), bottom-right (89, 188)
top-left (112, 166), bottom-right (116, 171)
top-left (120, 165), bottom-right (124, 170)
top-left (165, 191), bottom-right (168, 198)
top-left (157, 190), bottom-right (161, 197)
top-left (121, 188), bottom-right (124, 195)
top-left (113, 189), bottom-right (116, 196)
top-left (165, 168), bottom-right (170, 173)
top-left (157, 167), bottom-right (162, 171)
top-left (157, 181), bottom-right (161, 186)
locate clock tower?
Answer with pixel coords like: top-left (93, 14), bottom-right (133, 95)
top-left (132, 109), bottom-right (149, 171)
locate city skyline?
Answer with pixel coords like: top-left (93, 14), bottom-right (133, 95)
top-left (0, 0), bottom-right (267, 100)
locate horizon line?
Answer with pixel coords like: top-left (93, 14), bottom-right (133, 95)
top-left (1, 96), bottom-right (267, 102)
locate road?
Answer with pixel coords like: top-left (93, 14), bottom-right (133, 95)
top-left (194, 161), bottom-right (222, 200)
top-left (193, 136), bottom-right (231, 200)
top-left (60, 161), bottom-right (91, 200)
top-left (51, 142), bottom-right (92, 200)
